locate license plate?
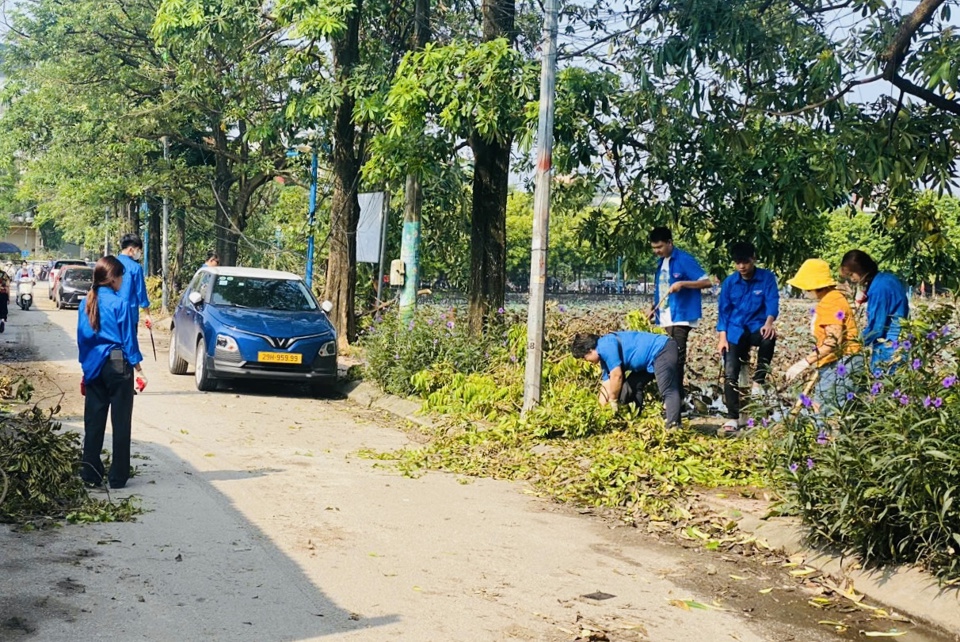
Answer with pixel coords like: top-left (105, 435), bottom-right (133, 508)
top-left (257, 351), bottom-right (302, 364)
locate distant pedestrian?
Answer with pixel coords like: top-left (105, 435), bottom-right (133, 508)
top-left (648, 227), bottom-right (712, 399)
top-left (785, 259), bottom-right (863, 413)
top-left (839, 250), bottom-right (909, 373)
top-left (0, 274), bottom-right (8, 332)
top-left (571, 331), bottom-right (682, 428)
top-left (716, 242), bottom-right (779, 435)
top-left (204, 250), bottom-right (220, 268)
top-left (117, 234), bottom-right (152, 335)
top-left (77, 256), bottom-right (146, 489)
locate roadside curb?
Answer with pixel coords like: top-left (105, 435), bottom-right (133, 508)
top-left (338, 380), bottom-right (436, 428)
top-left (339, 380), bottom-right (960, 637)
top-left (705, 497), bottom-right (960, 636)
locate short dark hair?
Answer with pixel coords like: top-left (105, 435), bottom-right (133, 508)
top-left (729, 241), bottom-right (756, 262)
top-left (206, 250), bottom-right (220, 261)
top-left (648, 227), bottom-right (673, 244)
top-left (120, 233), bottom-right (143, 250)
top-left (840, 249), bottom-right (879, 279)
top-left (570, 333), bottom-right (600, 359)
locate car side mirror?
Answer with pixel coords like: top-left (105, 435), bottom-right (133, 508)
top-left (188, 291), bottom-right (203, 306)
top-left (321, 300), bottom-right (333, 314)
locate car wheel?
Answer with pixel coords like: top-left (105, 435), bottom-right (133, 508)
top-left (168, 330), bottom-right (189, 375)
top-left (194, 337), bottom-right (217, 391)
top-left (56, 291), bottom-right (63, 310)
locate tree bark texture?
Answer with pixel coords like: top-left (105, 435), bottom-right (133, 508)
top-left (467, 133), bottom-right (510, 334)
top-left (148, 199), bottom-right (161, 276)
top-left (323, 0), bottom-right (363, 349)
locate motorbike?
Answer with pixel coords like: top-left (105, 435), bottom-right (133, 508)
top-left (17, 280), bottom-right (34, 311)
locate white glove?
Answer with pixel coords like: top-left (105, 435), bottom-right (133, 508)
top-left (785, 359), bottom-right (810, 381)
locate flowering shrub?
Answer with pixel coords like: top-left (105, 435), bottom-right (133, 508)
top-left (769, 303), bottom-right (960, 582)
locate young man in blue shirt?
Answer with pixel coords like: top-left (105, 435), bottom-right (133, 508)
top-left (648, 227), bottom-right (712, 398)
top-left (716, 242), bottom-right (779, 434)
top-left (571, 331), bottom-right (681, 428)
top-left (839, 249), bottom-right (909, 373)
top-left (117, 234), bottom-right (153, 338)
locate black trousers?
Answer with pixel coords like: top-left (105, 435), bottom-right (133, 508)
top-left (618, 338), bottom-right (682, 428)
top-left (81, 355), bottom-right (134, 488)
top-left (664, 325), bottom-right (692, 397)
top-left (723, 330), bottom-right (776, 419)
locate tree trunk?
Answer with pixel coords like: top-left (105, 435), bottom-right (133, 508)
top-left (148, 199), bottom-right (161, 277)
top-left (174, 207), bottom-right (187, 291)
top-left (323, 0), bottom-right (363, 349)
top-left (467, 0), bottom-right (515, 334)
top-left (467, 133), bottom-right (510, 334)
top-left (212, 126), bottom-right (239, 266)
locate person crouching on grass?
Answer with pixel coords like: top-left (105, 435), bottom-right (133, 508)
top-left (571, 331), bottom-right (681, 428)
top-left (785, 259), bottom-right (863, 414)
top-left (77, 256), bottom-right (146, 490)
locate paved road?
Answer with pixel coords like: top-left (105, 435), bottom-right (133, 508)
top-left (0, 290), bottom-right (947, 641)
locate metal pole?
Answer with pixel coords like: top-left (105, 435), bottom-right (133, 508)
top-left (305, 148), bottom-right (318, 289)
top-left (161, 135), bottom-right (171, 311)
top-left (375, 190), bottom-right (390, 305)
top-left (522, 0), bottom-right (559, 412)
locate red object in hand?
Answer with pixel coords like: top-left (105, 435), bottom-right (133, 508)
top-left (135, 377), bottom-right (147, 393)
top-left (144, 318), bottom-right (153, 330)
top-left (80, 378), bottom-right (86, 396)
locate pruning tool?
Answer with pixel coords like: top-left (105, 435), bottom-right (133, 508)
top-left (148, 324), bottom-right (157, 361)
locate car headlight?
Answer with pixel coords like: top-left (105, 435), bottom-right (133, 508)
top-left (318, 340), bottom-right (336, 357)
top-left (216, 334), bottom-right (239, 352)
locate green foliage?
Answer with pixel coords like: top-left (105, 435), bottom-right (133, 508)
top-left (361, 304), bottom-right (767, 519)
top-left (0, 377), bottom-right (142, 525)
top-left (769, 303), bottom-right (960, 582)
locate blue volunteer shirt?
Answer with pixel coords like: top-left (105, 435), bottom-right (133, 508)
top-left (117, 253), bottom-right (150, 322)
top-left (596, 331), bottom-right (669, 380)
top-left (863, 271), bottom-right (909, 345)
top-left (716, 267), bottom-right (780, 344)
top-left (77, 287), bottom-right (143, 381)
top-left (652, 247), bottom-right (708, 324)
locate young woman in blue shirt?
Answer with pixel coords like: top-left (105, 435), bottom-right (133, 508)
top-left (78, 256), bottom-right (146, 489)
top-left (839, 250), bottom-right (909, 373)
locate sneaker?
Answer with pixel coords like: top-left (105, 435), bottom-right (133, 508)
top-left (717, 419), bottom-right (744, 438)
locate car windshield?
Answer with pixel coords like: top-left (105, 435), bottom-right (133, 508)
top-left (209, 276), bottom-right (317, 311)
top-left (63, 269), bottom-right (93, 285)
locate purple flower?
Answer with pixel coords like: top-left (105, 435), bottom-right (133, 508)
top-left (911, 358), bottom-right (922, 370)
top-left (446, 321), bottom-right (455, 329)
top-left (800, 394), bottom-right (812, 408)
top-left (509, 354), bottom-right (517, 363)
top-left (427, 318), bottom-right (435, 325)
top-left (809, 307), bottom-right (816, 317)
top-left (806, 458), bottom-right (815, 470)
top-left (899, 395), bottom-right (910, 405)
top-left (497, 307), bottom-right (505, 314)
top-left (846, 392), bottom-right (855, 401)
top-left (835, 310), bottom-right (846, 321)
top-left (747, 418), bottom-right (755, 428)
top-left (934, 397), bottom-right (943, 408)
top-left (393, 353), bottom-right (400, 360)
top-left (789, 462), bottom-right (799, 473)
top-left (943, 375), bottom-right (957, 388)
top-left (902, 340), bottom-right (913, 350)
top-left (891, 340), bottom-right (900, 349)
top-left (836, 363), bottom-right (848, 377)
top-left (762, 418), bottom-right (771, 428)
top-left (924, 396), bottom-right (932, 408)
top-left (870, 382), bottom-right (883, 395)
top-left (816, 430), bottom-right (828, 445)
top-left (927, 331), bottom-right (939, 340)
top-left (873, 369), bottom-right (883, 379)
top-left (558, 305), bottom-right (567, 313)
top-left (893, 388), bottom-right (901, 398)
top-left (941, 326), bottom-right (951, 336)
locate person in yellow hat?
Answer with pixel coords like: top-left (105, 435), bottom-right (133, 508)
top-left (785, 259), bottom-right (863, 412)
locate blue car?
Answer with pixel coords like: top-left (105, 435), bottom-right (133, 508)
top-left (168, 267), bottom-right (337, 393)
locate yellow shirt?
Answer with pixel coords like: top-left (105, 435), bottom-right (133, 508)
top-left (813, 290), bottom-right (860, 367)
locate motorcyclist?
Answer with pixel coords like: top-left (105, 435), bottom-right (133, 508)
top-left (14, 262), bottom-right (35, 304)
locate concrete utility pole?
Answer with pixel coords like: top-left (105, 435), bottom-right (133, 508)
top-left (161, 135), bottom-right (171, 311)
top-left (522, 0), bottom-right (559, 412)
